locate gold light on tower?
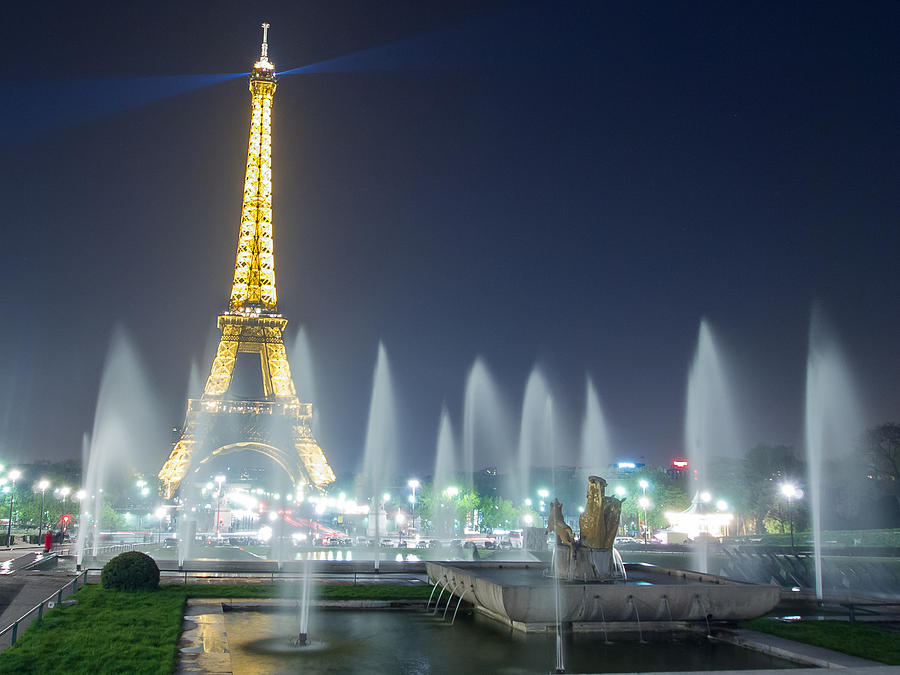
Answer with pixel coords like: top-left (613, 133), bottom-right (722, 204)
top-left (159, 24), bottom-right (336, 498)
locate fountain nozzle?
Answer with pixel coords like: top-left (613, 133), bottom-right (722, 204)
top-left (293, 632), bottom-right (308, 647)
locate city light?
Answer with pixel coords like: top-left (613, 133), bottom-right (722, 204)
top-left (639, 479), bottom-right (649, 490)
top-left (537, 489), bottom-right (549, 499)
top-left (700, 491), bottom-right (711, 503)
top-left (716, 500), bottom-right (728, 511)
top-left (614, 486), bottom-right (627, 498)
top-left (444, 486), bottom-right (459, 497)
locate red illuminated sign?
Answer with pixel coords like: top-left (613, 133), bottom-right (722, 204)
top-left (672, 459), bottom-right (689, 468)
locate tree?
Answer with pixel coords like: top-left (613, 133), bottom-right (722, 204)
top-left (861, 423), bottom-right (900, 509)
top-left (479, 496), bottom-right (518, 530)
top-left (739, 444), bottom-right (804, 535)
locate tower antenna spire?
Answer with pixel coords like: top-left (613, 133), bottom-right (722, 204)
top-left (260, 22), bottom-right (270, 60)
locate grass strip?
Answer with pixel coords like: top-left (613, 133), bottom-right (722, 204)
top-left (0, 583), bottom-right (432, 674)
top-left (742, 618), bottom-right (900, 665)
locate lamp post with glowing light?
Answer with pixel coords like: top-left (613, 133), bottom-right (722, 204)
top-left (214, 475), bottom-right (226, 538)
top-left (6, 470), bottom-right (21, 548)
top-left (781, 483), bottom-right (801, 550)
top-left (614, 486), bottom-right (627, 535)
top-left (155, 507), bottom-right (166, 544)
top-left (407, 479), bottom-right (420, 538)
top-left (638, 496), bottom-right (650, 544)
top-left (638, 479), bottom-right (650, 542)
top-left (57, 486), bottom-right (70, 519)
top-left (36, 479), bottom-right (50, 540)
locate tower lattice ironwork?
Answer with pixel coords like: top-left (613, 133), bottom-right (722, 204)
top-left (158, 24), bottom-right (336, 498)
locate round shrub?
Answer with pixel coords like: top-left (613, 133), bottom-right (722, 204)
top-left (101, 551), bottom-right (160, 591)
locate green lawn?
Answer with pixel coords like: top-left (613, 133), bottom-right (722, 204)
top-left (0, 583), bottom-right (432, 674)
top-left (742, 618), bottom-right (900, 665)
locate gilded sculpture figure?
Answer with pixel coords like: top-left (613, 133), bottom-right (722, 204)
top-left (546, 498), bottom-right (576, 554)
top-left (578, 475), bottom-right (623, 549)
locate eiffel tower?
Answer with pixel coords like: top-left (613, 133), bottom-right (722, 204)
top-left (158, 25), bottom-right (336, 499)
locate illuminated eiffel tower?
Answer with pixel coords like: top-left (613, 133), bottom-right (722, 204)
top-left (158, 24), bottom-right (336, 498)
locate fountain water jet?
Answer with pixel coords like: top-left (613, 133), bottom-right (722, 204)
top-left (683, 320), bottom-right (741, 572)
top-left (462, 358), bottom-right (510, 490)
top-left (289, 326), bottom-right (320, 437)
top-left (517, 367), bottom-right (552, 505)
top-left (579, 376), bottom-right (612, 476)
top-left (805, 308), bottom-right (863, 601)
top-left (433, 407), bottom-right (457, 537)
top-left (360, 343), bottom-right (397, 572)
top-left (77, 329), bottom-right (165, 567)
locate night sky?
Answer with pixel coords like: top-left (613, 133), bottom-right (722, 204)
top-left (1, 1), bottom-right (897, 478)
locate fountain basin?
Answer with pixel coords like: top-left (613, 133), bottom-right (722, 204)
top-left (186, 604), bottom-right (801, 674)
top-left (427, 561), bottom-right (780, 631)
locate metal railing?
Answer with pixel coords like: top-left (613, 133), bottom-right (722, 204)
top-left (0, 570), bottom-right (89, 650)
top-left (57, 541), bottom-right (157, 560)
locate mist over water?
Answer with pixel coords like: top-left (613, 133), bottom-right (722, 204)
top-left (579, 376), bottom-right (612, 475)
top-left (805, 309), bottom-right (863, 600)
top-left (77, 329), bottom-right (165, 566)
top-left (684, 320), bottom-right (742, 490)
top-left (517, 367), bottom-right (552, 502)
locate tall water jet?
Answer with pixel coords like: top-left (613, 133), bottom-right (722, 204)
top-left (805, 309), bottom-right (863, 601)
top-left (517, 367), bottom-right (552, 506)
top-left (360, 343), bottom-right (397, 571)
top-left (684, 320), bottom-right (741, 573)
top-left (77, 329), bottom-right (165, 567)
top-left (186, 360), bottom-right (202, 400)
top-left (289, 326), bottom-right (320, 436)
top-left (684, 320), bottom-right (742, 490)
top-left (433, 407), bottom-right (457, 537)
top-left (462, 358), bottom-right (510, 490)
top-left (579, 376), bottom-right (612, 476)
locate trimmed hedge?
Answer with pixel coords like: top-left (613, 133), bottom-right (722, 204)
top-left (100, 551), bottom-right (160, 591)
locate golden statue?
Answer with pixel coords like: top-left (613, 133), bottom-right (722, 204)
top-left (546, 498), bottom-right (575, 555)
top-left (578, 475), bottom-right (623, 549)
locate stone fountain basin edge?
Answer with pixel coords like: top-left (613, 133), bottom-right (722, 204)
top-left (426, 561), bottom-right (780, 628)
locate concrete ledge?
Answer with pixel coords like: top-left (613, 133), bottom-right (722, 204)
top-left (717, 627), bottom-right (887, 669)
top-left (177, 600), bottom-right (232, 675)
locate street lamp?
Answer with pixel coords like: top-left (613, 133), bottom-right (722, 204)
top-left (37, 479), bottom-right (50, 540)
top-left (407, 479), bottom-right (419, 539)
top-left (154, 506), bottom-right (166, 544)
top-left (780, 483), bottom-right (802, 550)
top-left (638, 496), bottom-right (650, 543)
top-left (6, 469), bottom-right (21, 549)
top-left (214, 475), bottom-right (226, 538)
